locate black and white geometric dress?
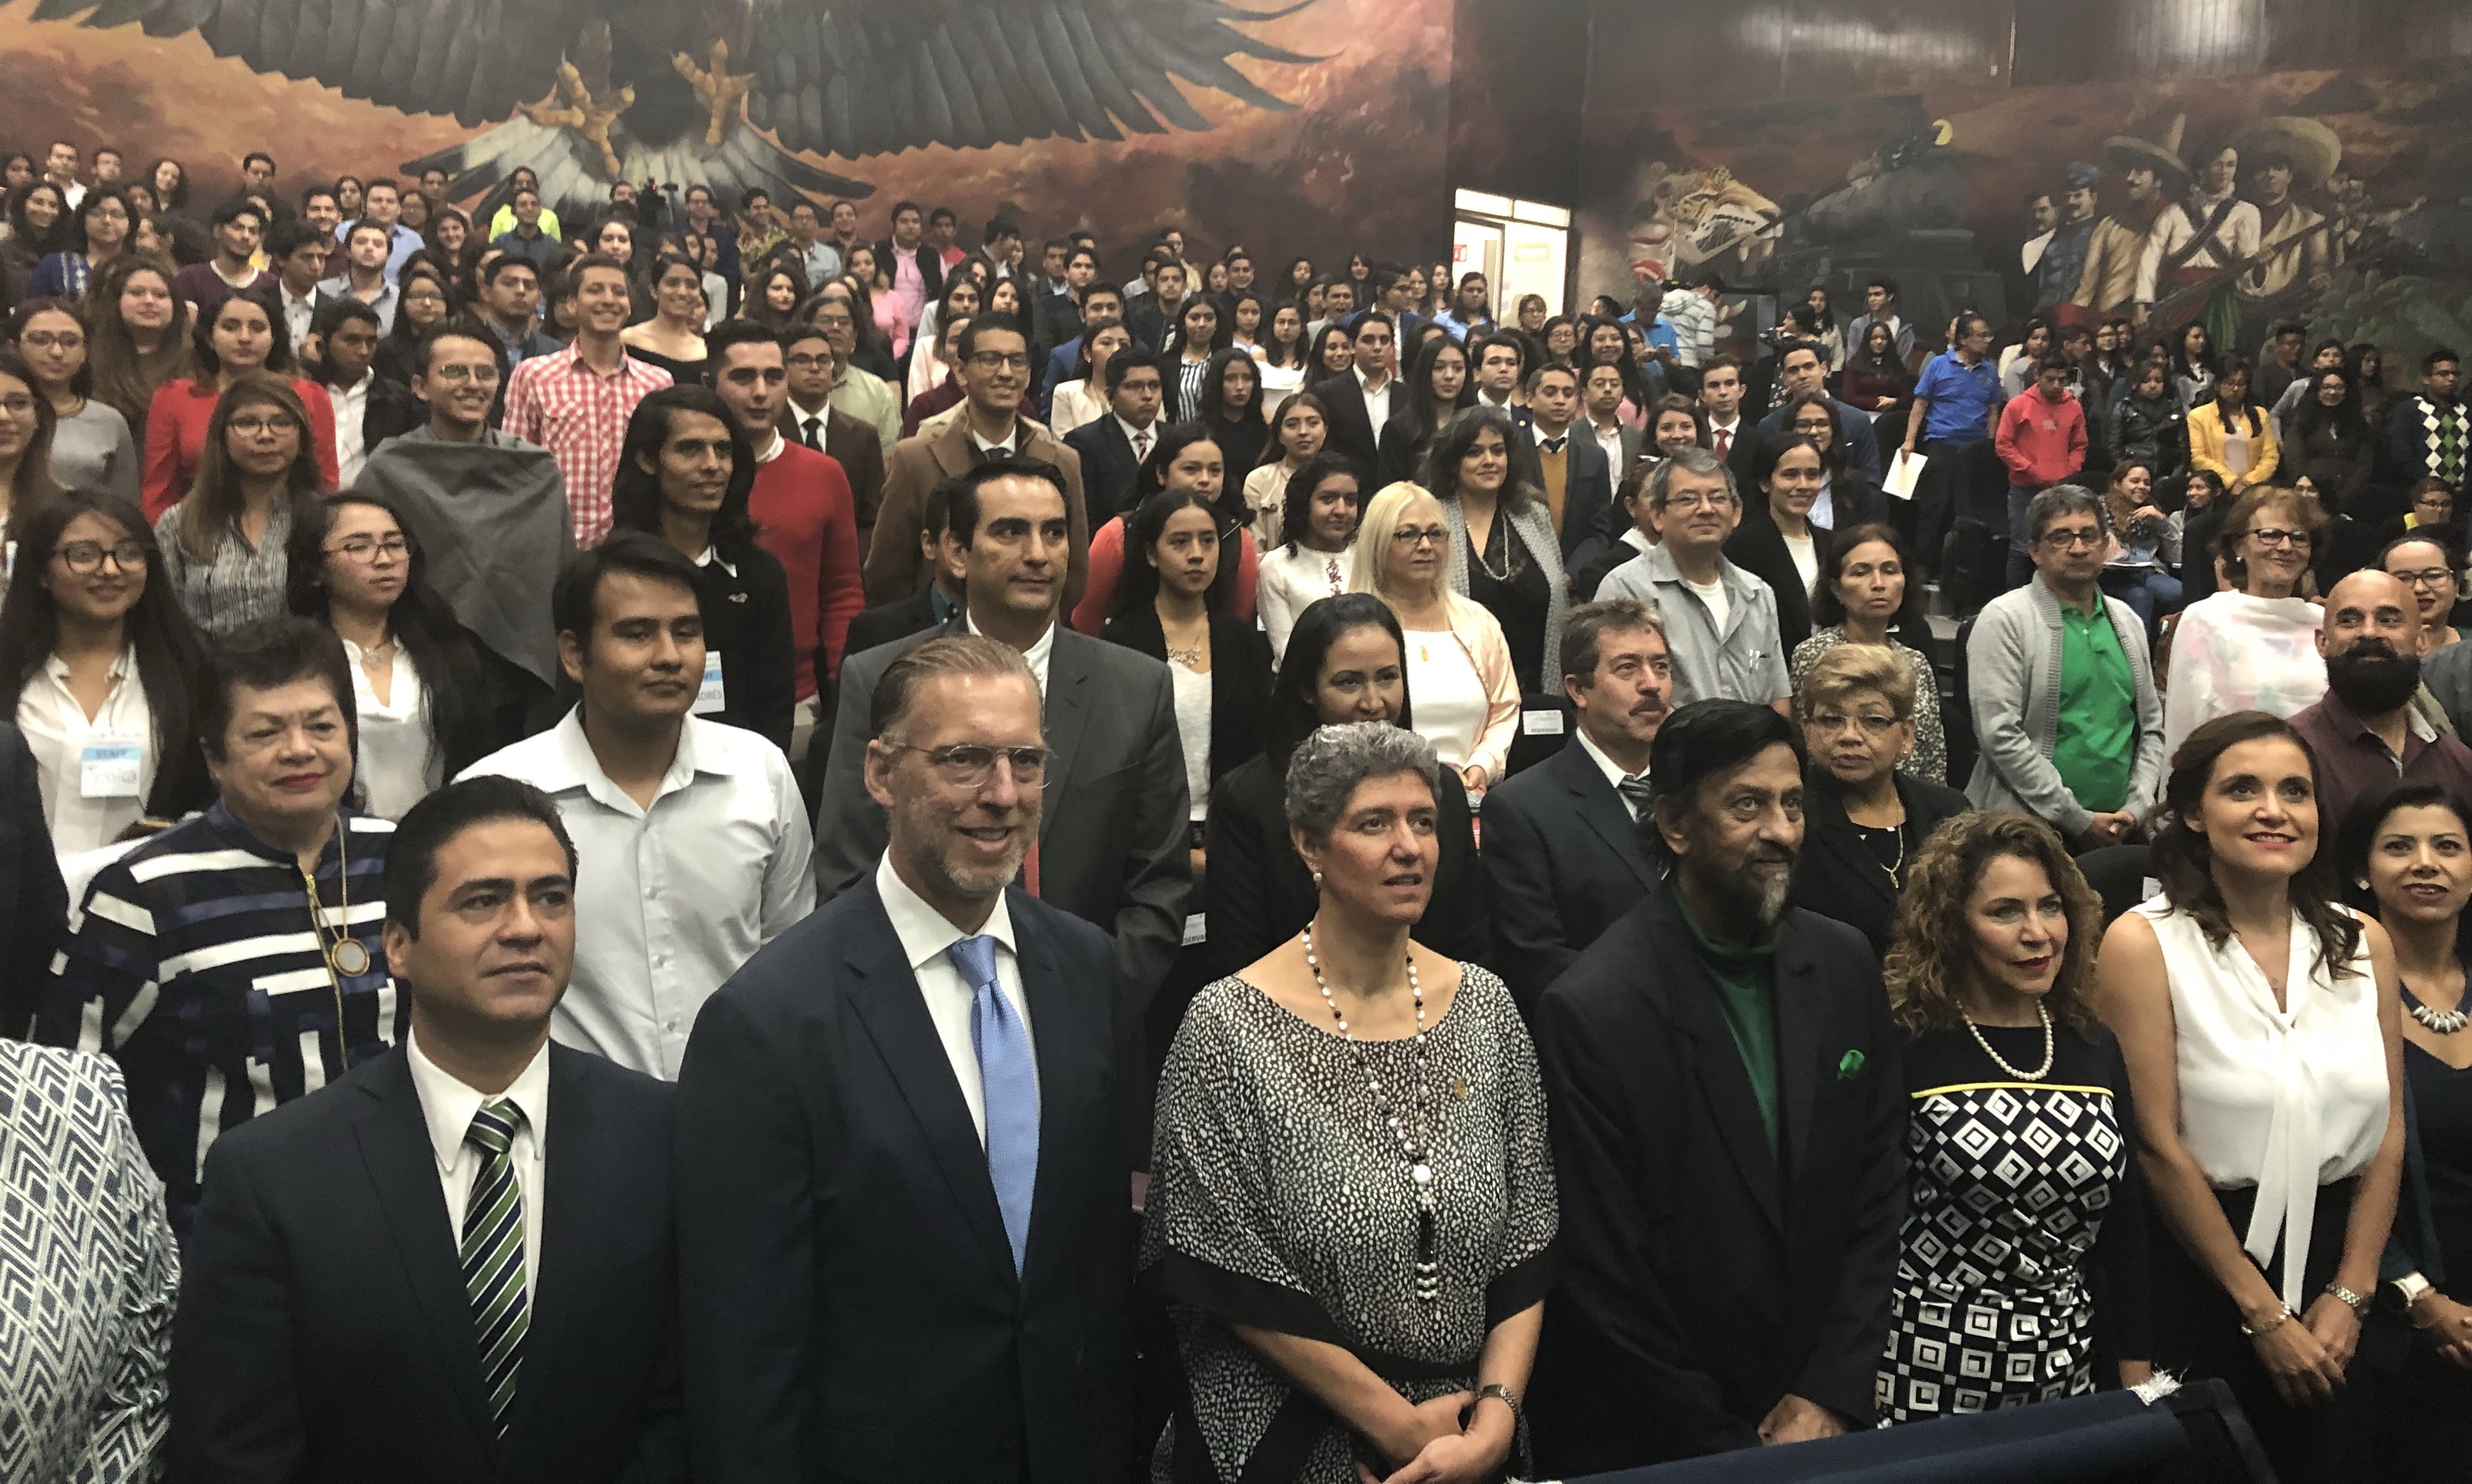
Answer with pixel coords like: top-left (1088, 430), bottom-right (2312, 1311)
top-left (1877, 1022), bottom-right (2150, 1422)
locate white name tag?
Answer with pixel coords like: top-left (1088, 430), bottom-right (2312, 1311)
top-left (1520, 709), bottom-right (1566, 737)
top-left (1182, 913), bottom-right (1208, 948)
top-left (79, 740), bottom-right (143, 799)
top-left (692, 653), bottom-right (728, 715)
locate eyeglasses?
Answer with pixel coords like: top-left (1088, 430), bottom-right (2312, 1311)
top-left (1659, 491), bottom-right (1738, 512)
top-left (2396, 567), bottom-right (2458, 591)
top-left (2246, 527), bottom-right (2310, 549)
top-left (2037, 528), bottom-right (2105, 550)
top-left (430, 362), bottom-right (500, 383)
top-left (887, 742), bottom-right (1050, 787)
top-left (966, 351), bottom-right (1032, 372)
top-left (328, 535), bottom-right (409, 563)
top-left (402, 289), bottom-right (447, 305)
top-left (787, 353), bottom-right (834, 369)
top-left (20, 331), bottom-right (82, 351)
top-left (227, 413), bottom-right (300, 436)
top-left (1806, 711), bottom-right (1902, 737)
top-left (54, 539), bottom-right (147, 573)
top-left (1392, 525), bottom-right (1449, 548)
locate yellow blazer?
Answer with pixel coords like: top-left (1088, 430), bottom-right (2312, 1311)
top-left (2188, 399), bottom-right (2282, 487)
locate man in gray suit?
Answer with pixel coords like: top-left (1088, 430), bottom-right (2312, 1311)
top-left (815, 455), bottom-right (1191, 1009)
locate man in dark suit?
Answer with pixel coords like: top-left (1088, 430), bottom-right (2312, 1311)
top-left (1061, 347), bottom-right (1166, 526)
top-left (680, 634), bottom-right (1132, 1483)
top-left (780, 323), bottom-right (887, 552)
top-left (1528, 701), bottom-right (1905, 1475)
top-left (844, 478), bottom-right (963, 658)
top-left (1121, 251), bottom-right (1187, 354)
top-left (1520, 361), bottom-right (1620, 576)
top-left (872, 198), bottom-right (944, 313)
top-left (1482, 599), bottom-right (1670, 1010)
top-left (1756, 339), bottom-right (1886, 487)
top-left (171, 777), bottom-right (685, 1484)
top-left (1306, 312), bottom-right (1399, 477)
top-left (818, 455), bottom-right (1190, 1007)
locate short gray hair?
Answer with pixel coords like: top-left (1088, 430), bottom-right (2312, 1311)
top-left (1282, 722), bottom-right (1440, 841)
top-left (2024, 483), bottom-right (2106, 544)
top-left (1645, 446), bottom-right (1738, 509)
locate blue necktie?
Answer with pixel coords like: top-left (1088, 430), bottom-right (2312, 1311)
top-left (948, 934), bottom-right (1039, 1271)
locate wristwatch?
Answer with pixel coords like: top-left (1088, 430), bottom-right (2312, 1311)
top-left (1472, 1383), bottom-right (1523, 1433)
top-left (2326, 1282), bottom-right (2371, 1317)
top-left (2387, 1272), bottom-right (2436, 1316)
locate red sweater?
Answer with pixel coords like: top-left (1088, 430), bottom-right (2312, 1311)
top-left (1993, 387), bottom-right (2088, 489)
top-left (750, 439), bottom-right (865, 698)
top-left (142, 377), bottom-right (340, 521)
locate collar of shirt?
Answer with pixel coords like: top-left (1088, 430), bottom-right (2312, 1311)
top-left (332, 369), bottom-right (371, 403)
top-left (968, 422), bottom-right (1019, 459)
top-left (1573, 725), bottom-right (1648, 803)
top-left (693, 546), bottom-right (739, 579)
top-left (1355, 364), bottom-right (1392, 398)
top-left (406, 1026), bottom-right (551, 1184)
top-left (1619, 526), bottom-right (1653, 554)
top-left (533, 705), bottom-right (707, 817)
top-left (754, 428), bottom-right (787, 464)
top-left (1534, 422), bottom-right (1571, 452)
top-left (1480, 389), bottom-right (1515, 409)
top-left (965, 611), bottom-right (1055, 694)
top-left (1115, 414), bottom-right (1156, 449)
top-left (1708, 413), bottom-right (1740, 436)
top-left (874, 849), bottom-right (1020, 980)
top-left (44, 645), bottom-right (132, 689)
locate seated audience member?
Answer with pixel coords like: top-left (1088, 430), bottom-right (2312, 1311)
top-left (1352, 481), bottom-right (1519, 791)
top-left (1061, 345), bottom-right (1165, 529)
top-left (153, 371), bottom-right (325, 636)
top-left (37, 618), bottom-right (399, 1233)
top-left (171, 777), bottom-right (685, 1483)
top-left (2385, 476), bottom-right (2463, 552)
top-left (1530, 701), bottom-right (1905, 1472)
top-left (1239, 390), bottom-right (1328, 548)
top-left (458, 535), bottom-right (814, 1081)
top-left (2292, 570), bottom-right (2472, 833)
top-left (817, 455), bottom-right (1189, 1002)
top-left (606, 386), bottom-right (796, 753)
top-left (2164, 484), bottom-right (2329, 760)
top-left (1966, 484), bottom-right (2164, 850)
top-left (1596, 448), bottom-right (1792, 713)
top-left (2113, 358), bottom-right (2191, 485)
top-left (1071, 422), bottom-right (1260, 634)
top-left (677, 637), bottom-right (1133, 1483)
top-left (1146, 720), bottom-right (1556, 1484)
top-left (141, 292), bottom-right (337, 521)
top-left (304, 296), bottom-right (418, 487)
top-left (1254, 451), bottom-right (1361, 666)
top-left (1790, 522), bottom-right (1945, 785)
top-left (2098, 456), bottom-right (2183, 637)
top-left (1483, 599), bottom-right (1670, 1010)
top-left (1725, 433), bottom-right (1827, 655)
top-left (1875, 812), bottom-right (2151, 1421)
top-left (1840, 319), bottom-right (1915, 413)
top-left (286, 490), bottom-right (499, 819)
top-left (777, 321), bottom-right (885, 550)
top-left (14, 300), bottom-right (143, 502)
top-left (2097, 712), bottom-right (2403, 1484)
top-left (2383, 533), bottom-right (2463, 655)
top-left (865, 312), bottom-right (1088, 606)
top-left (1786, 646), bottom-right (1970, 956)
top-left (0, 489), bottom-right (212, 857)
top-left (1207, 591), bottom-right (1489, 979)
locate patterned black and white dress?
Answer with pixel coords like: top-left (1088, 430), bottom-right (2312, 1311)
top-left (1142, 967), bottom-right (1558, 1483)
top-left (1877, 1022), bottom-right (2151, 1421)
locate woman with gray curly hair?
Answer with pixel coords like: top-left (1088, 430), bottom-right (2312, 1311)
top-left (1142, 720), bottom-right (1557, 1484)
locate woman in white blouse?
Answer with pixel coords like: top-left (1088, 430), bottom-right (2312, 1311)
top-left (1242, 391), bottom-right (1330, 550)
top-left (2164, 485), bottom-right (2328, 761)
top-left (2099, 711), bottom-right (2404, 1483)
top-left (1048, 323), bottom-right (1129, 439)
top-left (1351, 482), bottom-right (1518, 793)
top-left (286, 490), bottom-right (496, 819)
top-left (1254, 450), bottom-right (1360, 669)
top-left (0, 489), bottom-right (210, 857)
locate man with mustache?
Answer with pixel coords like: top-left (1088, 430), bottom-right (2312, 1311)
top-left (2293, 568), bottom-right (2472, 833)
top-left (1481, 599), bottom-right (1674, 1011)
top-left (1528, 699), bottom-right (1905, 1473)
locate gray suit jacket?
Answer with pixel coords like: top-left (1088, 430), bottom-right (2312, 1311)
top-left (814, 619), bottom-right (1193, 1004)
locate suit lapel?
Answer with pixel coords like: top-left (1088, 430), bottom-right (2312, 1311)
top-left (350, 1052), bottom-right (500, 1450)
top-left (1773, 920), bottom-right (1830, 1192)
top-left (495, 1046), bottom-right (591, 1461)
top-left (928, 421), bottom-right (974, 479)
top-left (1556, 743), bottom-right (1653, 890)
top-left (1039, 634), bottom-right (1097, 842)
top-left (1644, 895), bottom-right (1785, 1232)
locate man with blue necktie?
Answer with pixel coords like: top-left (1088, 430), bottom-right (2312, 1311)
top-left (677, 634), bottom-right (1132, 1483)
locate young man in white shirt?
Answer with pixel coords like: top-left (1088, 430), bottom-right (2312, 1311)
top-left (1472, 332), bottom-right (1526, 412)
top-left (262, 221), bottom-right (331, 350)
top-left (1583, 362), bottom-right (1640, 479)
top-left (1698, 354), bottom-right (1749, 466)
top-left (458, 536), bottom-right (815, 1080)
top-left (42, 139), bottom-right (84, 210)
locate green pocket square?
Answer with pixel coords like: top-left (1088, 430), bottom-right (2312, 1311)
top-left (1837, 1050), bottom-right (1867, 1080)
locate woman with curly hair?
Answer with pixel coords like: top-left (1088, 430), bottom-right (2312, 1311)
top-left (1877, 809), bottom-right (2152, 1421)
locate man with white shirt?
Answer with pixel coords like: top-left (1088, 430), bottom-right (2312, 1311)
top-left (1481, 599), bottom-right (1671, 1011)
top-left (1698, 353), bottom-right (1757, 488)
top-left (1306, 311), bottom-right (1398, 477)
top-left (321, 221), bottom-right (401, 333)
top-left (1583, 362), bottom-right (1644, 481)
top-left (306, 297), bottom-right (418, 486)
top-left (678, 634), bottom-right (1132, 1483)
top-left (259, 219), bottom-right (330, 349)
top-left (42, 140), bottom-right (85, 210)
top-left (1061, 344), bottom-right (1161, 525)
top-left (171, 776), bottom-right (685, 1483)
top-left (1470, 331), bottom-right (1530, 418)
top-left (458, 536), bottom-right (816, 1080)
top-left (1597, 448), bottom-right (1792, 715)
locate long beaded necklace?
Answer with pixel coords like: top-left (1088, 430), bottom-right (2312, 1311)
top-left (1302, 926), bottom-right (1441, 1302)
top-left (1960, 1000), bottom-right (2055, 1080)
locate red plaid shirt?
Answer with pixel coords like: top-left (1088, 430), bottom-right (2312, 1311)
top-left (501, 345), bottom-right (672, 546)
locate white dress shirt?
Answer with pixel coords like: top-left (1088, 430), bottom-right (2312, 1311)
top-left (874, 852), bottom-right (1037, 1143)
top-left (965, 613), bottom-right (1055, 696)
top-left (1591, 417), bottom-right (1626, 471)
top-left (967, 422), bottom-right (1019, 460)
top-left (344, 639), bottom-right (438, 819)
top-left (277, 281), bottom-right (318, 347)
top-left (1706, 414), bottom-right (1743, 461)
top-left (406, 1028), bottom-right (549, 1299)
top-left (458, 709), bottom-right (818, 1079)
top-left (331, 371), bottom-right (372, 487)
top-left (1573, 726), bottom-right (1650, 819)
top-left (17, 646), bottom-right (154, 858)
top-left (1115, 414), bottom-right (1159, 466)
top-left (1356, 366), bottom-right (1396, 442)
top-left (787, 401), bottom-right (833, 453)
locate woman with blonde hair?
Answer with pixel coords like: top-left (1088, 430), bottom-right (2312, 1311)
top-left (1352, 481), bottom-right (1517, 791)
top-left (152, 371), bottom-right (323, 635)
top-left (1877, 810), bottom-right (2152, 1421)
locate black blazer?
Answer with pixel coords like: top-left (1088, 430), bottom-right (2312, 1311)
top-left (842, 588), bottom-right (945, 659)
top-left (686, 540), bottom-right (797, 755)
top-left (1063, 415), bottom-right (1146, 526)
top-left (1528, 886), bottom-right (1907, 1474)
top-left (1377, 414), bottom-right (1437, 487)
top-left (1124, 296), bottom-right (1177, 355)
top-left (1306, 371), bottom-right (1383, 477)
top-left (782, 402), bottom-right (889, 546)
top-left (1099, 607), bottom-right (1272, 803)
top-left (1204, 748), bottom-right (1491, 980)
top-left (1478, 737), bottom-right (1656, 1013)
top-left (171, 1043), bottom-right (684, 1484)
top-left (1787, 768), bottom-right (1974, 957)
top-left (1723, 514), bottom-right (1818, 655)
top-left (675, 877), bottom-right (1132, 1484)
top-left (871, 238), bottom-right (944, 304)
top-left (0, 722), bottom-right (66, 1038)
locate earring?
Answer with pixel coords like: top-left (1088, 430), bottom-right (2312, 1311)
top-left (1311, 870), bottom-right (1324, 889)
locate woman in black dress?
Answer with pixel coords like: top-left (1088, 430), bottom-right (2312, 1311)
top-left (1878, 811), bottom-right (2152, 1420)
top-left (1378, 336), bottom-right (1473, 487)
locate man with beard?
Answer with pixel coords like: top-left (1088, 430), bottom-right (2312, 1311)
top-left (1481, 600), bottom-right (1674, 1011)
top-left (2293, 569), bottom-right (2472, 831)
top-left (1528, 699), bottom-right (1905, 1474)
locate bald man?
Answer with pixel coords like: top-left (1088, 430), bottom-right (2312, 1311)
top-left (2291, 569), bottom-right (2472, 833)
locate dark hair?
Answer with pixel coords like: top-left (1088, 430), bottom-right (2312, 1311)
top-left (383, 775), bottom-right (578, 935)
top-left (1169, 295), bottom-right (1226, 359)
top-left (1644, 699), bottom-right (1804, 865)
top-left (1421, 403), bottom-right (1537, 515)
top-left (1268, 592), bottom-right (1413, 760)
top-left (1311, 321), bottom-right (1356, 372)
top-left (195, 615), bottom-right (357, 764)
top-left (1747, 432), bottom-right (1824, 515)
top-left (550, 532), bottom-right (703, 656)
top-left (1277, 450), bottom-right (1364, 554)
top-left (1775, 391), bottom-right (1847, 477)
top-left (1105, 345), bottom-right (1163, 398)
top-left (206, 197), bottom-right (267, 233)
top-left (240, 151), bottom-right (276, 174)
top-left (414, 315), bottom-right (509, 382)
top-left (2148, 710), bottom-right (2361, 978)
top-left (2210, 355), bottom-right (2262, 435)
top-left (2291, 367), bottom-right (2366, 451)
top-left (1112, 488), bottom-right (1237, 619)
top-left (263, 218), bottom-right (328, 266)
top-left (1078, 280), bottom-right (1124, 311)
top-left (4, 182), bottom-right (73, 261)
top-left (1132, 420), bottom-right (1227, 508)
top-left (953, 310), bottom-right (1026, 366)
top-left (9, 299), bottom-right (92, 399)
top-left (703, 316), bottom-right (786, 372)
top-left (945, 455), bottom-right (1072, 547)
top-left (64, 186), bottom-right (132, 254)
top-left (286, 489), bottom-right (495, 779)
top-left (143, 159), bottom-right (189, 211)
top-left (1562, 596), bottom-right (1664, 685)
top-left (175, 371), bottom-right (322, 562)
top-left (2336, 779), bottom-right (2472, 916)
top-left (2427, 345), bottom-right (2462, 373)
top-left (610, 386), bottom-right (758, 553)
top-left (2348, 342), bottom-right (2386, 391)
top-left (1395, 334), bottom-right (1473, 452)
top-left (1198, 347), bottom-right (1260, 425)
top-left (479, 252), bottom-right (538, 289)
top-left (1807, 521), bottom-right (1927, 633)
top-left (305, 295), bottom-right (381, 387)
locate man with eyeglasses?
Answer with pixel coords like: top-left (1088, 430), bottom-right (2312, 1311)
top-left (865, 312), bottom-right (1089, 608)
top-left (460, 534), bottom-right (815, 1080)
top-left (1964, 484), bottom-right (2163, 851)
top-left (806, 295), bottom-right (904, 457)
top-left (1596, 449), bottom-right (1794, 715)
top-left (779, 324), bottom-right (887, 557)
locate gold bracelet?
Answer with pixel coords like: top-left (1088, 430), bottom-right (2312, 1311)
top-left (2240, 1304), bottom-right (2296, 1337)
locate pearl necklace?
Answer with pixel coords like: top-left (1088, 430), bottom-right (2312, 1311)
top-left (1960, 1001), bottom-right (2055, 1080)
top-left (1302, 926), bottom-right (1441, 1301)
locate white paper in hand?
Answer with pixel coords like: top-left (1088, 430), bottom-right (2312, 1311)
top-left (1884, 450), bottom-right (1928, 501)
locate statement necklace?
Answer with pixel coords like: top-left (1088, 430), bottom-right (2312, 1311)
top-left (2405, 983), bottom-right (2471, 1035)
top-left (1961, 1000), bottom-right (2055, 1080)
top-left (1303, 927), bottom-right (1441, 1302)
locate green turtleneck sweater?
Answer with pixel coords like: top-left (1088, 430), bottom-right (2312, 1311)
top-left (1677, 890), bottom-right (1783, 1154)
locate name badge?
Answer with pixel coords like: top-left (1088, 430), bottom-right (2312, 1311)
top-left (1520, 709), bottom-right (1566, 737)
top-left (693, 653), bottom-right (728, 715)
top-left (80, 740), bottom-right (143, 799)
top-left (1182, 913), bottom-right (1208, 948)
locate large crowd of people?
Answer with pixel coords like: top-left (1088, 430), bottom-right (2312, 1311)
top-left (2, 135), bottom-right (2471, 1484)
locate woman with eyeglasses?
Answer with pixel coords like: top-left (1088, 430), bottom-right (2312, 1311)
top-left (0, 489), bottom-right (211, 857)
top-left (1352, 482), bottom-right (1518, 793)
top-left (2164, 484), bottom-right (2329, 761)
top-left (25, 187), bottom-right (132, 304)
top-left (14, 301), bottom-right (139, 501)
top-left (1789, 521), bottom-right (1945, 784)
top-left (153, 372), bottom-right (325, 637)
top-left (139, 292), bottom-right (337, 522)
